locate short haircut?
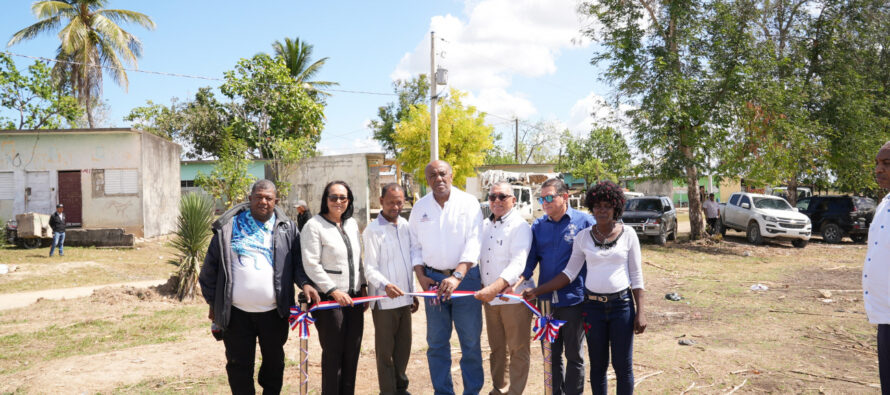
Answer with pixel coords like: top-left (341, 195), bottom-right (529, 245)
top-left (251, 179), bottom-right (277, 196)
top-left (490, 181), bottom-right (514, 195)
top-left (381, 183), bottom-right (403, 198)
top-left (541, 178), bottom-right (568, 195)
top-left (320, 180), bottom-right (355, 220)
top-left (585, 180), bottom-right (626, 220)
top-left (708, 193), bottom-right (715, 198)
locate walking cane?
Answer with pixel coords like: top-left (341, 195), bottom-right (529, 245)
top-left (540, 298), bottom-right (554, 395)
top-left (298, 292), bottom-right (309, 395)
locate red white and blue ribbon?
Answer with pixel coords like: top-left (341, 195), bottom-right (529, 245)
top-left (288, 291), bottom-right (565, 342)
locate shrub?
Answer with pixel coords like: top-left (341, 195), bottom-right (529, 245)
top-left (169, 193), bottom-right (215, 300)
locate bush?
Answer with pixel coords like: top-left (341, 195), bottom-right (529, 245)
top-left (169, 193), bottom-right (215, 300)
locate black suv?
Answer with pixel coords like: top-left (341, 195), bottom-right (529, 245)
top-left (795, 195), bottom-right (875, 243)
top-left (621, 196), bottom-right (678, 245)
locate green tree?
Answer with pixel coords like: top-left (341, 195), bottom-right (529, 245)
top-left (123, 99), bottom-right (181, 139)
top-left (0, 53), bottom-right (82, 129)
top-left (270, 37), bottom-right (338, 97)
top-left (558, 127), bottom-right (633, 183)
top-left (168, 193), bottom-right (214, 301)
top-left (370, 75), bottom-right (430, 156)
top-left (394, 88), bottom-right (494, 189)
top-left (194, 132), bottom-right (256, 209)
top-left (7, 0), bottom-right (155, 128)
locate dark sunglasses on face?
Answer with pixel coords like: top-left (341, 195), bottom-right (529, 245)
top-left (538, 194), bottom-right (560, 204)
top-left (488, 193), bottom-right (513, 201)
top-left (327, 195), bottom-right (349, 202)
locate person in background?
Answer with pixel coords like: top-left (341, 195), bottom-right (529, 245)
top-left (49, 203), bottom-right (66, 257)
top-left (474, 181), bottom-right (534, 395)
top-left (518, 178), bottom-right (595, 394)
top-left (295, 200), bottom-right (311, 232)
top-left (863, 141), bottom-right (890, 392)
top-left (524, 180), bottom-right (646, 395)
top-left (364, 183), bottom-right (420, 395)
top-left (301, 180), bottom-right (367, 395)
top-left (702, 193), bottom-right (720, 234)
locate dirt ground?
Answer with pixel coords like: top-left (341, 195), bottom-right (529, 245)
top-left (0, 234), bottom-right (881, 394)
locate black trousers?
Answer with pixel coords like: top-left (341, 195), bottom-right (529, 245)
top-left (879, 324), bottom-right (890, 394)
top-left (314, 304), bottom-right (365, 395)
top-left (223, 307), bottom-right (289, 395)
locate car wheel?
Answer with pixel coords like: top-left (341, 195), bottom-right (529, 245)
top-left (821, 223), bottom-right (843, 244)
top-left (21, 238), bottom-right (41, 249)
top-left (746, 222), bottom-right (763, 245)
top-left (652, 231), bottom-right (667, 245)
top-left (791, 239), bottom-right (808, 248)
top-left (668, 221), bottom-right (677, 241)
top-left (719, 218), bottom-right (727, 236)
top-left (851, 234), bottom-right (867, 243)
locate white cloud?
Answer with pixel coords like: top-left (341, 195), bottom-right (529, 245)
top-left (465, 88), bottom-right (537, 119)
top-left (567, 92), bottom-right (633, 135)
top-left (318, 137), bottom-right (383, 156)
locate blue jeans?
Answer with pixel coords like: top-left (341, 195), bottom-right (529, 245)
top-left (582, 295), bottom-right (636, 395)
top-left (50, 232), bottom-right (65, 256)
top-left (424, 266), bottom-right (483, 395)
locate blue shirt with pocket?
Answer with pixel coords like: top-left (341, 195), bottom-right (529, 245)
top-left (522, 207), bottom-right (595, 307)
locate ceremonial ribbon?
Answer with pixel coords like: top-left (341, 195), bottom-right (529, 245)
top-left (288, 291), bottom-right (566, 342)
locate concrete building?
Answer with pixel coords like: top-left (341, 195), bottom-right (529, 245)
top-left (0, 128), bottom-right (180, 239)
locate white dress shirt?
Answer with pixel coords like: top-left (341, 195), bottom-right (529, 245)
top-left (363, 215), bottom-right (415, 310)
top-left (480, 209), bottom-right (534, 305)
top-left (563, 225), bottom-right (644, 293)
top-left (864, 195), bottom-right (890, 324)
top-left (409, 187), bottom-right (483, 270)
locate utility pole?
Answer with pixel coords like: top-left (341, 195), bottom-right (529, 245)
top-left (514, 118), bottom-right (519, 163)
top-left (430, 31), bottom-right (439, 162)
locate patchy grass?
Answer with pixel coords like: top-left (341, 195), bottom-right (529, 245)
top-left (110, 375), bottom-right (232, 394)
top-left (0, 238), bottom-right (177, 293)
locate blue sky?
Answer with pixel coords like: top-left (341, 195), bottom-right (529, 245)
top-left (1, 0), bottom-right (622, 156)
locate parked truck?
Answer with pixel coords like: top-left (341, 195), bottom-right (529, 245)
top-left (718, 192), bottom-right (812, 248)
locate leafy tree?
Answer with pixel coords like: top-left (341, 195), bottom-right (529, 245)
top-left (7, 0), bottom-right (155, 128)
top-left (370, 75), bottom-right (430, 156)
top-left (0, 54), bottom-right (82, 129)
top-left (557, 127), bottom-right (632, 183)
top-left (266, 135), bottom-right (317, 200)
top-left (270, 37), bottom-right (338, 97)
top-left (394, 88), bottom-right (494, 189)
top-left (194, 131), bottom-right (256, 209)
top-left (168, 193), bottom-right (214, 301)
top-left (123, 99), bottom-right (181, 139)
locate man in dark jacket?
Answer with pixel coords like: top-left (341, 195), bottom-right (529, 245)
top-left (49, 204), bottom-right (66, 257)
top-left (295, 200), bottom-right (311, 232)
top-left (199, 180), bottom-right (320, 394)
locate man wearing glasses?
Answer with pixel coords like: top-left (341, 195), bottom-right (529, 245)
top-left (475, 181), bottom-right (534, 394)
top-left (518, 178), bottom-right (595, 394)
top-left (409, 160), bottom-right (485, 394)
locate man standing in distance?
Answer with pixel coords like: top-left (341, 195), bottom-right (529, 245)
top-left (295, 200), bottom-right (311, 232)
top-left (703, 193), bottom-right (720, 234)
top-left (409, 160), bottom-right (484, 394)
top-left (863, 141), bottom-right (890, 391)
top-left (518, 178), bottom-right (595, 394)
top-left (364, 183), bottom-right (420, 395)
top-left (48, 203), bottom-right (66, 257)
top-left (199, 180), bottom-right (320, 394)
top-left (475, 181), bottom-right (534, 395)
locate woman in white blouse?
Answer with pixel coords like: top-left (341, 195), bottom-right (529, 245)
top-left (300, 180), bottom-right (367, 395)
top-left (523, 180), bottom-right (646, 395)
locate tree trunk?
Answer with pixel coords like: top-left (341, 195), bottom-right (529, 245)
top-left (683, 145), bottom-right (705, 240)
top-left (786, 177), bottom-right (798, 207)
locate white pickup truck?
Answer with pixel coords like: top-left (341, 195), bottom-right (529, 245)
top-left (718, 192), bottom-right (812, 248)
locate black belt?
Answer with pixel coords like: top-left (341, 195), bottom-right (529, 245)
top-left (426, 266), bottom-right (455, 276)
top-left (585, 288), bottom-right (631, 302)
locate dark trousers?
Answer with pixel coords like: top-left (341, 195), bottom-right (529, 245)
top-left (544, 303), bottom-right (586, 395)
top-left (706, 218), bottom-right (718, 234)
top-left (582, 297), bottom-right (636, 395)
top-left (372, 305), bottom-right (412, 395)
top-left (223, 307), bottom-right (289, 395)
top-left (879, 324), bottom-right (890, 393)
top-left (314, 303), bottom-right (364, 395)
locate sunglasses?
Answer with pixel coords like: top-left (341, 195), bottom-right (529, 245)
top-left (488, 193), bottom-right (513, 201)
top-left (538, 194), bottom-right (562, 204)
top-left (327, 195), bottom-right (349, 202)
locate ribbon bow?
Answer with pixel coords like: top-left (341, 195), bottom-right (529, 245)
top-left (289, 306), bottom-right (315, 339)
top-left (532, 315), bottom-right (566, 343)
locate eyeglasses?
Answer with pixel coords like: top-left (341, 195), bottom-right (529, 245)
top-left (488, 193), bottom-right (513, 201)
top-left (327, 195), bottom-right (349, 202)
top-left (538, 194), bottom-right (561, 204)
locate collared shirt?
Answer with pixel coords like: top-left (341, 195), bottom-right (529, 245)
top-left (563, 225), bottom-right (644, 293)
top-left (864, 194), bottom-right (890, 324)
top-left (702, 200), bottom-right (719, 219)
top-left (230, 211), bottom-right (277, 312)
top-left (480, 209), bottom-right (534, 305)
top-left (409, 187), bottom-right (483, 270)
top-left (522, 207), bottom-right (596, 307)
top-left (363, 215), bottom-right (415, 310)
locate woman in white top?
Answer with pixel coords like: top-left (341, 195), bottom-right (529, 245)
top-left (523, 180), bottom-right (646, 395)
top-left (300, 180), bottom-right (366, 395)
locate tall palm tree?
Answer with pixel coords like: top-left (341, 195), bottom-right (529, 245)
top-left (7, 0), bottom-right (155, 127)
top-left (270, 37), bottom-right (338, 96)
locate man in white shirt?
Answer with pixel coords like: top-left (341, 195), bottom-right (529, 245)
top-left (702, 193), bottom-right (720, 234)
top-left (364, 183), bottom-right (420, 395)
top-left (864, 141), bottom-right (890, 391)
top-left (475, 181), bottom-right (533, 395)
top-left (409, 160), bottom-right (484, 394)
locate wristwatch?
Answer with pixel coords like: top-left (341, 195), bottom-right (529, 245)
top-left (453, 271), bottom-right (464, 281)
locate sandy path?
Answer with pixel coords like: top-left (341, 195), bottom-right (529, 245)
top-left (0, 279), bottom-right (166, 311)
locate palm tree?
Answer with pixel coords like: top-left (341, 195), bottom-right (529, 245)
top-left (7, 0), bottom-right (155, 128)
top-left (270, 37), bottom-right (338, 96)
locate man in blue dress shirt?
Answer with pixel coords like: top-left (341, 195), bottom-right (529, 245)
top-left (518, 178), bottom-right (595, 395)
